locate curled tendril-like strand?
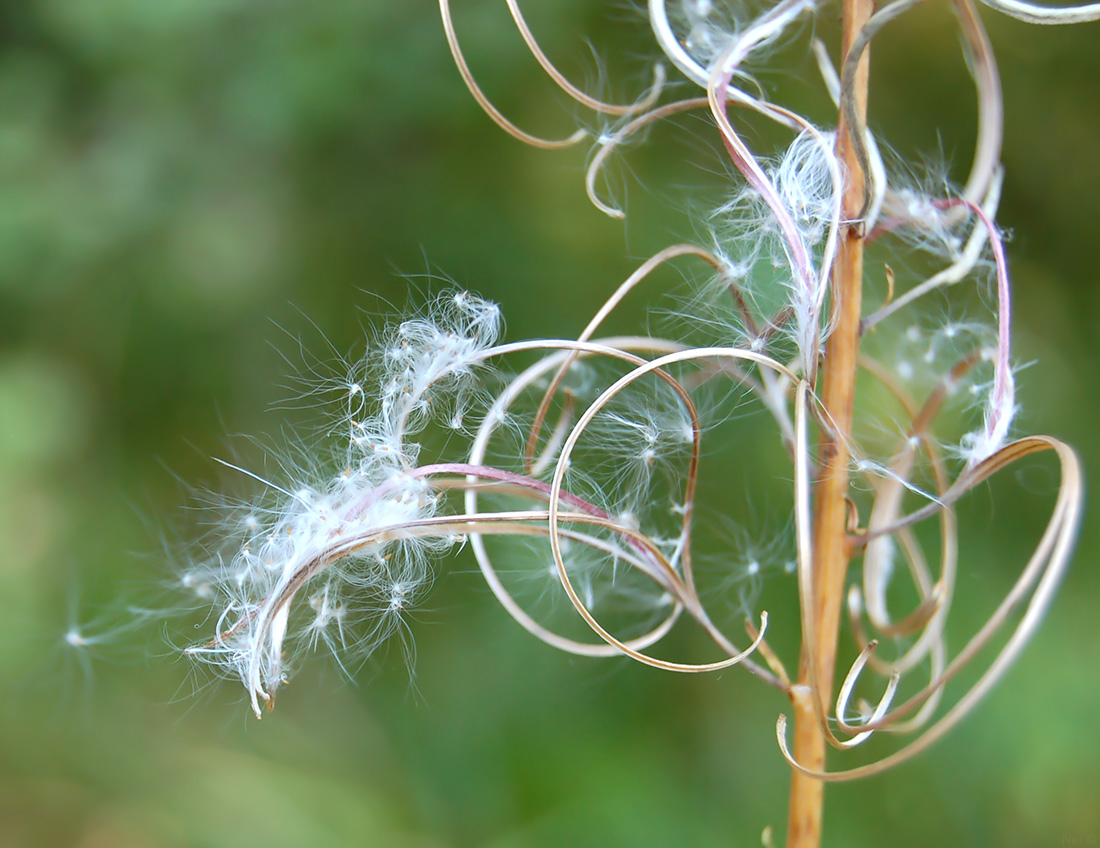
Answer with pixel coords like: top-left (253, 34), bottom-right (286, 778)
top-left (647, 0), bottom-right (813, 131)
top-left (467, 337), bottom-right (785, 679)
top-left (440, 0), bottom-right (586, 149)
top-left (832, 641), bottom-right (901, 748)
top-left (955, 0), bottom-right (1004, 208)
top-left (811, 38), bottom-right (888, 229)
top-left (839, 0), bottom-right (926, 221)
top-left (978, 0), bottom-right (1100, 23)
top-left (467, 339), bottom-right (693, 657)
top-left (863, 168), bottom-right (1003, 330)
top-left (702, 6), bottom-right (846, 372)
top-left (856, 350), bottom-right (980, 664)
top-left (779, 435), bottom-right (1082, 778)
top-left (842, 0), bottom-right (1002, 221)
top-left (523, 244), bottom-right (725, 472)
top-left (586, 98), bottom-right (710, 219)
top-left (505, 0), bottom-right (667, 116)
top-left (547, 346), bottom-right (796, 672)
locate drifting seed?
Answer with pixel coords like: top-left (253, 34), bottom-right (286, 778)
top-left (65, 628), bottom-right (87, 647)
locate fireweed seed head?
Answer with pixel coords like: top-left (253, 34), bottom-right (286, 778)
top-left (176, 292), bottom-right (500, 716)
top-left (143, 1), bottom-right (1088, 808)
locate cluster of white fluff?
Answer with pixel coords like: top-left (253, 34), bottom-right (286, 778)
top-left (677, 0), bottom-right (742, 67)
top-left (653, 0), bottom-right (1020, 462)
top-left (708, 127), bottom-right (840, 352)
top-left (667, 0), bottom-right (817, 75)
top-left (182, 293), bottom-right (501, 716)
top-left (771, 130), bottom-right (841, 250)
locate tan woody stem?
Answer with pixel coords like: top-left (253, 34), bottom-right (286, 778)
top-left (786, 0), bottom-right (873, 845)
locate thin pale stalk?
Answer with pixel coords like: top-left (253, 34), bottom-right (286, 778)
top-left (787, 0), bottom-right (873, 844)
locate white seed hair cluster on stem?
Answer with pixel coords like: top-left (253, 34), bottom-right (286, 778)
top-left (182, 293), bottom-right (503, 716)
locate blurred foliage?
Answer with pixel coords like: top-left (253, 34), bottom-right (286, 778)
top-left (0, 1), bottom-right (1097, 847)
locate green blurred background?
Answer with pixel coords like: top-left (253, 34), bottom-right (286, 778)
top-left (0, 1), bottom-right (1096, 846)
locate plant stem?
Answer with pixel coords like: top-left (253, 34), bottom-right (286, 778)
top-left (785, 0), bottom-right (873, 845)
